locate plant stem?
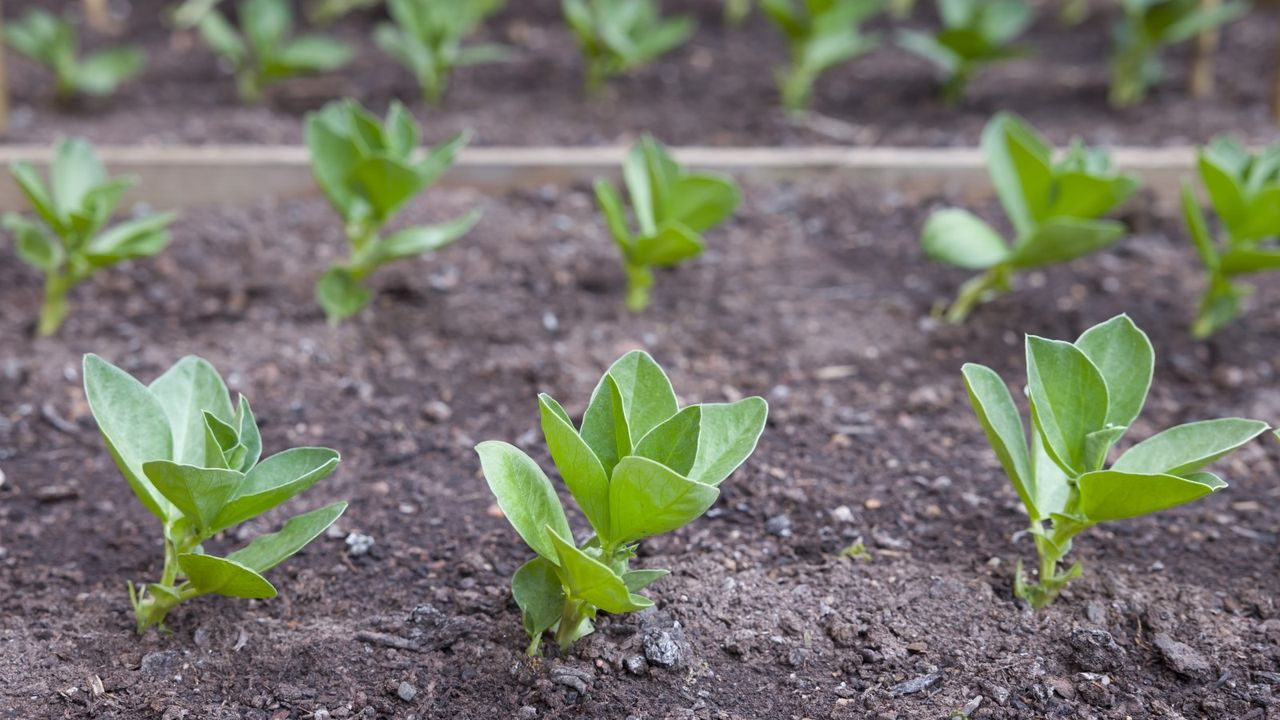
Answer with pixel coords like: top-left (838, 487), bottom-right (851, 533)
top-left (623, 264), bottom-right (653, 312)
top-left (37, 272), bottom-right (71, 336)
top-left (554, 599), bottom-right (588, 651)
top-left (944, 266), bottom-right (1009, 324)
top-left (1017, 518), bottom-right (1086, 609)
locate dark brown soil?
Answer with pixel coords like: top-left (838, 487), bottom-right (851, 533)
top-left (5, 0), bottom-right (1280, 148)
top-left (1, 176), bottom-right (1278, 719)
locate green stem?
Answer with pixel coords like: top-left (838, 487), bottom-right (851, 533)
top-left (236, 69), bottom-right (263, 104)
top-left (554, 599), bottom-right (588, 651)
top-left (1016, 518), bottom-right (1086, 609)
top-left (944, 266), bottom-right (1010, 323)
top-left (36, 272), bottom-right (71, 337)
top-left (624, 264), bottom-right (654, 312)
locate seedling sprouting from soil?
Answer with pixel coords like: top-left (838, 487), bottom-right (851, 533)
top-left (83, 354), bottom-right (347, 633)
top-left (1109, 0), bottom-right (1248, 108)
top-left (375, 0), bottom-right (507, 106)
top-left (478, 350), bottom-right (768, 655)
top-left (897, 0), bottom-right (1031, 103)
top-left (305, 98), bottom-right (480, 323)
top-left (1180, 135), bottom-right (1280, 337)
top-left (561, 0), bottom-right (695, 93)
top-left (921, 113), bottom-right (1139, 322)
top-left (4, 137), bottom-right (177, 336)
top-left (593, 136), bottom-right (740, 311)
top-left (5, 8), bottom-right (145, 100)
top-left (762, 0), bottom-right (885, 112)
top-left (962, 315), bottom-right (1269, 608)
top-left (198, 0), bottom-right (353, 103)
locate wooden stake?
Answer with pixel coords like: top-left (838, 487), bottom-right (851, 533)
top-left (1189, 0), bottom-right (1221, 98)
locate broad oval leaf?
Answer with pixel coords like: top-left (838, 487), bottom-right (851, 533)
top-left (315, 266), bottom-right (372, 323)
top-left (149, 356), bottom-right (235, 468)
top-left (143, 461), bottom-right (244, 531)
top-left (212, 447), bottom-right (341, 532)
top-left (1007, 217), bottom-right (1125, 269)
top-left (686, 397), bottom-right (768, 487)
top-left (668, 173), bottom-right (739, 234)
top-left (961, 363), bottom-right (1034, 517)
top-left (1074, 314), bottom-right (1153, 429)
top-left (1026, 336), bottom-right (1108, 476)
top-left (580, 373), bottom-right (628, 475)
top-left (982, 112), bottom-right (1052, 237)
top-left (623, 568), bottom-right (669, 593)
top-left (512, 556), bottom-right (565, 643)
top-left (606, 350), bottom-right (680, 445)
top-left (83, 354), bottom-right (174, 520)
top-left (477, 441), bottom-right (571, 562)
top-left (920, 208), bottom-right (1010, 270)
top-left (179, 553), bottom-right (277, 599)
top-left (540, 394), bottom-right (612, 540)
top-left (547, 528), bottom-right (651, 615)
top-left (1078, 470), bottom-right (1223, 523)
top-left (367, 210), bottom-right (480, 268)
top-left (1112, 418), bottom-right (1269, 476)
top-left (608, 456), bottom-right (719, 544)
top-left (226, 501), bottom-right (347, 573)
top-left (634, 405), bottom-right (701, 476)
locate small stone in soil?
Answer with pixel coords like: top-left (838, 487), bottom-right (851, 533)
top-left (518, 707), bottom-right (537, 720)
top-left (1153, 633), bottom-right (1212, 679)
top-left (396, 682), bottom-right (416, 702)
top-left (624, 655), bottom-right (648, 676)
top-left (765, 514), bottom-right (792, 537)
top-left (1067, 628), bottom-right (1127, 672)
top-left (888, 670), bottom-right (943, 697)
top-left (641, 615), bottom-right (687, 668)
top-left (345, 533), bottom-right (375, 557)
top-left (139, 650), bottom-right (181, 675)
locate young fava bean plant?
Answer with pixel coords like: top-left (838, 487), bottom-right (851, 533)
top-left (478, 351), bottom-right (768, 654)
top-left (897, 0), bottom-right (1030, 103)
top-left (561, 0), bottom-right (694, 93)
top-left (921, 113), bottom-right (1139, 322)
top-left (593, 137), bottom-right (740, 311)
top-left (198, 0), bottom-right (352, 103)
top-left (1180, 136), bottom-right (1280, 338)
top-left (5, 8), bottom-right (146, 100)
top-left (376, 0), bottom-right (507, 106)
top-left (761, 0), bottom-right (884, 112)
top-left (4, 138), bottom-right (178, 337)
top-left (1109, 0), bottom-right (1248, 108)
top-left (963, 315), bottom-right (1269, 608)
top-left (83, 355), bottom-right (347, 633)
top-left (305, 98), bottom-right (480, 323)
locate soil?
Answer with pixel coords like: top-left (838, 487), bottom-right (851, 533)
top-left (1, 176), bottom-right (1278, 719)
top-left (5, 0), bottom-right (1280, 148)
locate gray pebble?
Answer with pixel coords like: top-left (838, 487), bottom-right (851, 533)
top-left (765, 514), bottom-right (792, 537)
top-left (397, 681), bottom-right (416, 702)
top-left (624, 655), bottom-right (648, 676)
top-left (1068, 628), bottom-right (1127, 672)
top-left (345, 533), bottom-right (375, 556)
top-left (1153, 633), bottom-right (1212, 679)
top-left (888, 670), bottom-right (944, 697)
top-left (139, 650), bottom-right (180, 675)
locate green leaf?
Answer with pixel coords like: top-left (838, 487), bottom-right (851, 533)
top-left (1025, 336), bottom-right (1108, 476)
top-left (83, 354), bottom-right (175, 521)
top-left (685, 397), bottom-right (768, 487)
top-left (83, 212), bottom-right (178, 265)
top-left (227, 501), bottom-right (347, 572)
top-left (1113, 418), bottom-right (1270, 476)
top-left (6, 216), bottom-right (62, 271)
top-left (350, 157), bottom-right (424, 222)
top-left (920, 208), bottom-right (1010, 270)
top-left (580, 373), bottom-right (627, 475)
top-left (1077, 470), bottom-right (1223, 523)
top-left (365, 209), bottom-right (479, 268)
top-left (1074, 314), bottom-right (1153, 429)
top-left (595, 178), bottom-right (633, 250)
top-left (476, 441), bottom-right (572, 563)
top-left (1181, 183), bottom-right (1219, 272)
top-left (1007, 218), bottom-right (1126, 269)
top-left (667, 173), bottom-right (739, 234)
top-left (198, 10), bottom-right (248, 65)
top-left (605, 350), bottom-right (680, 446)
top-left (624, 144), bottom-right (658, 236)
top-left (179, 553), bottom-right (277, 598)
top-left (10, 161), bottom-right (63, 232)
top-left (1047, 171), bottom-right (1138, 220)
top-left (212, 447), bottom-right (341, 532)
top-left (315, 266), bottom-right (371, 322)
top-left (268, 36), bottom-right (352, 76)
top-left (623, 568), bottom-right (669, 592)
top-left (384, 102), bottom-right (420, 158)
top-left (52, 138), bottom-right (107, 220)
top-left (633, 405), bottom-right (701, 476)
top-left (983, 112), bottom-right (1052, 237)
top-left (539, 394), bottom-right (612, 540)
top-left (547, 528), bottom-right (651, 614)
top-left (149, 356), bottom-right (236, 468)
top-left (234, 396), bottom-right (263, 472)
top-left (961, 363), bottom-right (1035, 518)
top-left (242, 0), bottom-right (290, 58)
top-left (512, 556), bottom-right (564, 643)
top-left (608, 456), bottom-right (719, 544)
top-left (634, 222), bottom-right (704, 267)
top-left (1220, 247), bottom-right (1280, 276)
top-left (304, 112), bottom-right (360, 219)
top-left (143, 461), bottom-right (243, 530)
top-left (75, 47), bottom-right (146, 95)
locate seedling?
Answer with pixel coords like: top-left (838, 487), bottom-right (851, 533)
top-left (761, 0), bottom-right (885, 112)
top-left (897, 0), bottom-right (1031, 102)
top-left (5, 8), bottom-right (145, 100)
top-left (83, 354), bottom-right (347, 633)
top-left (561, 0), bottom-right (695, 93)
top-left (921, 113), bottom-right (1139, 322)
top-left (375, 0), bottom-right (507, 106)
top-left (4, 138), bottom-right (177, 337)
top-left (593, 136), bottom-right (740, 311)
top-left (962, 315), bottom-right (1269, 608)
top-left (725, 0), bottom-right (753, 24)
top-left (198, 0), bottom-right (353, 103)
top-left (305, 98), bottom-right (480, 323)
top-left (1180, 136), bottom-right (1280, 337)
top-left (479, 350), bottom-right (768, 655)
top-left (1109, 0), bottom-right (1248, 107)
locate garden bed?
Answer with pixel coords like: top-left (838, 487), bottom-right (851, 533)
top-left (4, 0), bottom-right (1279, 148)
top-left (1, 178), bottom-right (1277, 718)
